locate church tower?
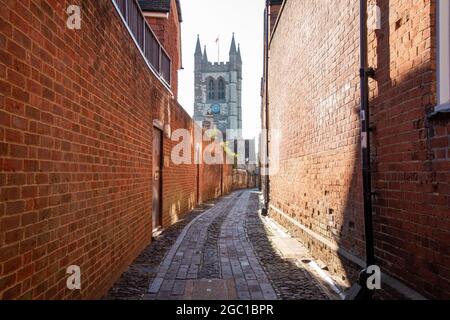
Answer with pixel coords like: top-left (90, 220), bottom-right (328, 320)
top-left (194, 34), bottom-right (243, 138)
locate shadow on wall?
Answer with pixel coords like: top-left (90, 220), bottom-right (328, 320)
top-left (328, 0), bottom-right (396, 293)
top-left (336, 0), bottom-right (449, 299)
top-left (263, 0), bottom-right (448, 300)
top-left (245, 192), bottom-right (330, 300)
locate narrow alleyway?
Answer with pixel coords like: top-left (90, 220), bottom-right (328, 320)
top-left (105, 190), bottom-right (329, 300)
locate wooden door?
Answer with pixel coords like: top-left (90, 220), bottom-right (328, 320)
top-left (152, 128), bottom-right (163, 231)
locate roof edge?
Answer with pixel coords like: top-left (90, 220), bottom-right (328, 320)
top-left (138, 0), bottom-right (182, 22)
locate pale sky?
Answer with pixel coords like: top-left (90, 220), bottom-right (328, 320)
top-left (178, 0), bottom-right (265, 140)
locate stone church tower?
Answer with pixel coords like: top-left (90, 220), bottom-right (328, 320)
top-left (194, 34), bottom-right (242, 137)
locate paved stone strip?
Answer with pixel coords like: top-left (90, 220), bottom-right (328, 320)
top-left (147, 192), bottom-right (242, 299)
top-left (146, 190), bottom-right (278, 300)
top-left (218, 191), bottom-right (278, 300)
top-left (198, 193), bottom-right (240, 279)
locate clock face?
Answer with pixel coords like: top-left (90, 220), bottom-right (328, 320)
top-left (211, 104), bottom-right (221, 114)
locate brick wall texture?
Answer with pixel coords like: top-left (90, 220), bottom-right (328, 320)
top-left (0, 0), bottom-right (239, 299)
top-left (266, 0), bottom-right (449, 299)
top-left (233, 169), bottom-right (251, 190)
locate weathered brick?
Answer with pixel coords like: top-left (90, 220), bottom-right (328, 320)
top-left (2, 283), bottom-right (22, 300)
top-left (264, 0), bottom-right (449, 299)
top-left (0, 0), bottom-right (240, 300)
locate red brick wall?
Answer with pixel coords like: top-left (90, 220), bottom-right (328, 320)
top-left (368, 0), bottom-right (449, 299)
top-left (267, 0), bottom-right (365, 288)
top-left (161, 100), bottom-right (197, 228)
top-left (222, 162), bottom-right (233, 195)
top-left (199, 162), bottom-right (222, 203)
top-left (197, 138), bottom-right (234, 204)
top-left (0, 0), bottom-right (237, 300)
top-left (266, 0), bottom-right (449, 299)
top-left (145, 0), bottom-right (181, 99)
top-left (0, 0), bottom-right (165, 299)
top-left (233, 169), bottom-right (250, 190)
top-left (152, 96), bottom-right (236, 215)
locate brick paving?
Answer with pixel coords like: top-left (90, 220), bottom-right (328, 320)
top-left (103, 204), bottom-right (213, 300)
top-left (245, 193), bottom-right (329, 300)
top-left (105, 190), bottom-right (328, 300)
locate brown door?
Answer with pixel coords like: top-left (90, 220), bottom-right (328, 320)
top-left (152, 128), bottom-right (163, 232)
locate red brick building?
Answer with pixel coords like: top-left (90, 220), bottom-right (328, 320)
top-left (0, 0), bottom-right (237, 299)
top-left (261, 0), bottom-right (449, 299)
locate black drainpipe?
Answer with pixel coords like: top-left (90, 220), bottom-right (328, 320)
top-left (350, 0), bottom-right (376, 300)
top-left (360, 0), bottom-right (376, 268)
top-left (262, 3), bottom-right (271, 216)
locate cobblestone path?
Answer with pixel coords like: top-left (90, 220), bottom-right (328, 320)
top-left (105, 190), bottom-right (328, 300)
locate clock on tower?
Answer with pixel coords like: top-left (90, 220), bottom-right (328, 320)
top-left (211, 104), bottom-right (221, 114)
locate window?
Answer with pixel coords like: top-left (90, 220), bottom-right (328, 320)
top-left (208, 79), bottom-right (215, 100)
top-left (218, 78), bottom-right (225, 100)
top-left (437, 0), bottom-right (450, 111)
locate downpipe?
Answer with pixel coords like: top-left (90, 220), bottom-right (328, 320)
top-left (262, 3), bottom-right (271, 217)
top-left (346, 0), bottom-right (376, 300)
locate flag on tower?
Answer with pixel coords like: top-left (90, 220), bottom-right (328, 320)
top-left (215, 35), bottom-right (220, 62)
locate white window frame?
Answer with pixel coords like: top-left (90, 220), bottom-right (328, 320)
top-left (437, 0), bottom-right (450, 111)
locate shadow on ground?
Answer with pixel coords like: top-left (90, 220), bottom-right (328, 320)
top-left (105, 191), bottom-right (331, 300)
top-left (245, 192), bottom-right (330, 300)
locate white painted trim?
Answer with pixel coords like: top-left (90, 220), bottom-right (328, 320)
top-left (153, 119), bottom-right (164, 130)
top-left (437, 0), bottom-right (450, 107)
top-left (143, 12), bottom-right (169, 19)
top-left (435, 101), bottom-right (450, 112)
top-left (269, 204), bottom-right (427, 300)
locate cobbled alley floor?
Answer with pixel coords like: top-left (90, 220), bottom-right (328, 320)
top-left (105, 190), bottom-right (330, 300)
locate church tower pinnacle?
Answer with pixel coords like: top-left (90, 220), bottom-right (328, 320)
top-left (195, 34), bottom-right (202, 57)
top-left (202, 45), bottom-right (209, 62)
top-left (229, 33), bottom-right (237, 55)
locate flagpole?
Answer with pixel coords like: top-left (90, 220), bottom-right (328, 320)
top-left (217, 37), bottom-right (220, 63)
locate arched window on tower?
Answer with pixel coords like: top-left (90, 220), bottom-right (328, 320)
top-left (208, 79), bottom-right (215, 100)
top-left (218, 78), bottom-right (225, 100)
